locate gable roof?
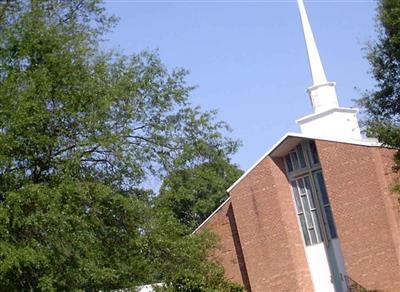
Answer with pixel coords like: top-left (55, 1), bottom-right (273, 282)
top-left (194, 132), bottom-right (380, 233)
top-left (227, 132), bottom-right (380, 193)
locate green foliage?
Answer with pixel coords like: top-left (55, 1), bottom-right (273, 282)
top-left (0, 178), bottom-right (150, 291)
top-left (358, 0), bottom-right (400, 196)
top-left (0, 0), bottom-right (239, 189)
top-left (146, 222), bottom-right (244, 292)
top-left (362, 0), bottom-right (400, 116)
top-left (0, 178), bottom-right (244, 291)
top-left (158, 154), bottom-right (243, 230)
top-left (161, 266), bottom-right (245, 292)
top-left (0, 0), bottom-right (243, 290)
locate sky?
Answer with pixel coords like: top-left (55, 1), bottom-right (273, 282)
top-left (104, 0), bottom-right (378, 172)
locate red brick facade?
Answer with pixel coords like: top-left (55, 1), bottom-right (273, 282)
top-left (317, 141), bottom-right (400, 291)
top-left (198, 139), bottom-right (400, 292)
top-left (200, 200), bottom-right (251, 290)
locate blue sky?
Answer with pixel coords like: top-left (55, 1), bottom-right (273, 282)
top-left (104, 0), bottom-right (378, 171)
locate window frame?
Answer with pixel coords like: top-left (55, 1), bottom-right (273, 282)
top-left (313, 170), bottom-right (338, 240)
top-left (291, 175), bottom-right (323, 245)
top-left (285, 140), bottom-right (337, 247)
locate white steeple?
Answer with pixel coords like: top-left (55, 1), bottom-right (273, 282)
top-left (295, 0), bottom-right (362, 141)
top-left (297, 0), bottom-right (339, 114)
top-left (297, 0), bottom-right (327, 85)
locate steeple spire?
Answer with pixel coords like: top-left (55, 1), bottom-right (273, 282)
top-left (295, 0), bottom-right (362, 141)
top-left (296, 0), bottom-right (339, 114)
top-left (297, 0), bottom-right (327, 85)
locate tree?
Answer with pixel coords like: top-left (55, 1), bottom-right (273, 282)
top-left (359, 0), bottom-right (400, 151)
top-left (0, 0), bottom-right (243, 290)
top-left (142, 208), bottom-right (244, 292)
top-left (0, 0), bottom-right (239, 191)
top-left (158, 152), bottom-right (242, 231)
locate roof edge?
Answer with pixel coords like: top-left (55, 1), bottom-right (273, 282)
top-left (193, 196), bottom-right (232, 234)
top-left (226, 132), bottom-right (382, 193)
top-left (194, 132), bottom-right (382, 233)
top-left (226, 132), bottom-right (296, 193)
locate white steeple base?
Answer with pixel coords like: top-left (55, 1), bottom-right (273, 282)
top-left (296, 107), bottom-right (362, 140)
top-left (307, 82), bottom-right (339, 113)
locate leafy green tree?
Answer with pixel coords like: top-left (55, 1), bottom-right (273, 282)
top-left (359, 0), bottom-right (400, 149)
top-left (0, 0), bottom-right (238, 192)
top-left (0, 179), bottom-right (151, 291)
top-left (158, 152), bottom-right (242, 230)
top-left (0, 0), bottom-right (243, 290)
top-left (143, 208), bottom-right (244, 292)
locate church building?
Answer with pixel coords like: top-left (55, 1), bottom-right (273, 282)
top-left (194, 1), bottom-right (400, 291)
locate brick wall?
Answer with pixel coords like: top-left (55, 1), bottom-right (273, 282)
top-left (377, 147), bottom-right (400, 267)
top-left (199, 200), bottom-right (250, 290)
top-left (228, 156), bottom-right (313, 292)
top-left (317, 140), bottom-right (400, 291)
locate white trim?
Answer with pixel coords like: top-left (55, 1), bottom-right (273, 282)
top-left (226, 132), bottom-right (381, 193)
top-left (193, 196), bottom-right (232, 234)
top-left (296, 107), bottom-right (358, 124)
top-left (307, 81), bottom-right (336, 93)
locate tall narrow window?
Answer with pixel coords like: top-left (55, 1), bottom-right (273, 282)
top-left (308, 140), bottom-right (319, 165)
top-left (291, 176), bottom-right (322, 246)
top-left (313, 171), bottom-right (338, 239)
top-left (286, 140), bottom-right (339, 247)
top-left (291, 180), bottom-right (311, 245)
top-left (296, 144), bottom-right (307, 168)
top-left (285, 143), bottom-right (307, 173)
top-left (285, 155), bottom-right (293, 172)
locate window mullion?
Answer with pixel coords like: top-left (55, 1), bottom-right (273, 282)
top-left (304, 180), bottom-right (321, 243)
top-left (298, 177), bottom-right (315, 244)
top-left (287, 141), bottom-right (334, 247)
top-left (310, 170), bottom-right (331, 245)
